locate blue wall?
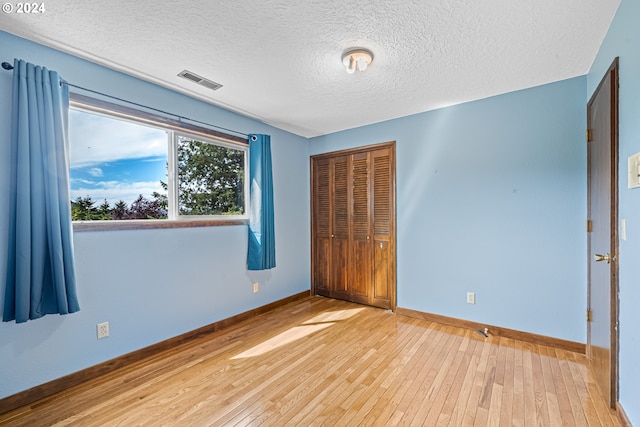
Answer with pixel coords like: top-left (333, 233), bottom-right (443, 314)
top-left (311, 77), bottom-right (587, 342)
top-left (588, 0), bottom-right (640, 423)
top-left (0, 31), bottom-right (310, 399)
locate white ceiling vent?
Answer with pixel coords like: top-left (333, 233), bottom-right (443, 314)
top-left (177, 70), bottom-right (223, 91)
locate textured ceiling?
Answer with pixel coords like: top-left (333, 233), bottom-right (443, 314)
top-left (0, 0), bottom-right (620, 137)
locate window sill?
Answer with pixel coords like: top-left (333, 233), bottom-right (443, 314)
top-left (73, 218), bottom-right (249, 232)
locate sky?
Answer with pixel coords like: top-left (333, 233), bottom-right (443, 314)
top-left (69, 109), bottom-right (168, 206)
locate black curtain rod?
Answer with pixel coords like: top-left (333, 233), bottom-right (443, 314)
top-left (1, 61), bottom-right (249, 138)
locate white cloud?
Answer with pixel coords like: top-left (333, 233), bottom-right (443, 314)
top-left (69, 109), bottom-right (168, 168)
top-left (88, 167), bottom-right (103, 177)
top-left (71, 178), bottom-right (97, 186)
top-left (70, 181), bottom-right (165, 206)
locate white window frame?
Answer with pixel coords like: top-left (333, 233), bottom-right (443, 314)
top-left (69, 93), bottom-right (250, 232)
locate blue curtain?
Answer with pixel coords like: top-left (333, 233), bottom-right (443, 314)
top-left (3, 59), bottom-right (80, 323)
top-left (247, 134), bottom-right (276, 270)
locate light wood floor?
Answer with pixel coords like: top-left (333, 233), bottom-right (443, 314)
top-left (0, 296), bottom-right (621, 426)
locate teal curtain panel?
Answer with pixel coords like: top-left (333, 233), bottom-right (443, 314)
top-left (247, 134), bottom-right (276, 270)
top-left (3, 59), bottom-right (80, 323)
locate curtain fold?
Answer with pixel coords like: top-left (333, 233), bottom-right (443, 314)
top-left (247, 134), bottom-right (276, 270)
top-left (3, 59), bottom-right (80, 323)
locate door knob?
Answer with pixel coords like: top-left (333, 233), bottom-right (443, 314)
top-left (594, 253), bottom-right (611, 264)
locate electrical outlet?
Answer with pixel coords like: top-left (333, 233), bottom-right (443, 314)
top-left (253, 282), bottom-right (259, 293)
top-left (97, 321), bottom-right (109, 339)
top-left (466, 292), bottom-right (476, 304)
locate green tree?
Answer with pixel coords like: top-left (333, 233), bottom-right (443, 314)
top-left (71, 196), bottom-right (99, 220)
top-left (111, 200), bottom-right (128, 220)
top-left (97, 199), bottom-right (111, 220)
top-left (128, 194), bottom-right (166, 219)
top-left (152, 180), bottom-right (168, 213)
top-left (177, 138), bottom-right (244, 215)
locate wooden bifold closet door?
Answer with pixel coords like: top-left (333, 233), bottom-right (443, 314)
top-left (311, 142), bottom-right (396, 310)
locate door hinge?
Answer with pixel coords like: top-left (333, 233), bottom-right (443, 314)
top-left (586, 220), bottom-right (593, 233)
top-left (586, 129), bottom-right (593, 142)
top-left (587, 309), bottom-right (593, 322)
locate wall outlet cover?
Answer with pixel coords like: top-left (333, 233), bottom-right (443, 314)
top-left (97, 321), bottom-right (109, 339)
top-left (628, 152), bottom-right (640, 189)
top-left (466, 292), bottom-right (476, 304)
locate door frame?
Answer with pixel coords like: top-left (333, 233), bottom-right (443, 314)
top-left (310, 141), bottom-right (397, 310)
top-left (586, 57), bottom-right (619, 408)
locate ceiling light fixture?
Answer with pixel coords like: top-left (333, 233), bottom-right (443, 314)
top-left (342, 49), bottom-right (373, 74)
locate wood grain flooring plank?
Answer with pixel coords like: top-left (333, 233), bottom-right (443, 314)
top-left (395, 325), bottom-right (458, 426)
top-left (459, 335), bottom-right (492, 426)
top-left (333, 317), bottom-right (420, 426)
top-left (567, 350), bottom-right (620, 427)
top-left (434, 333), bottom-right (479, 427)
top-left (557, 348), bottom-right (590, 426)
top-left (401, 326), bottom-right (462, 426)
top-left (355, 319), bottom-right (438, 426)
top-left (418, 329), bottom-right (469, 427)
top-left (0, 297), bottom-right (620, 427)
top-left (528, 342), bottom-right (551, 426)
top-left (497, 338), bottom-right (516, 427)
top-left (446, 333), bottom-right (486, 427)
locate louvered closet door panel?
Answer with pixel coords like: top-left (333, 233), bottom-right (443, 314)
top-left (311, 142), bottom-right (396, 310)
top-left (350, 152), bottom-right (372, 305)
top-left (371, 148), bottom-right (394, 309)
top-left (331, 156), bottom-right (350, 299)
top-left (312, 158), bottom-right (331, 296)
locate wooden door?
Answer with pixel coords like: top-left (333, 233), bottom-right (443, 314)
top-left (311, 142), bottom-right (396, 311)
top-left (312, 157), bottom-right (332, 297)
top-left (311, 155), bottom-right (350, 300)
top-left (587, 58), bottom-right (618, 408)
top-left (331, 156), bottom-right (350, 301)
top-left (350, 152), bottom-right (372, 305)
top-left (371, 148), bottom-right (394, 309)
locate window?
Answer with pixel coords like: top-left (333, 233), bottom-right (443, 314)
top-left (68, 95), bottom-right (248, 230)
top-left (69, 109), bottom-right (169, 220)
top-left (172, 134), bottom-right (246, 217)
